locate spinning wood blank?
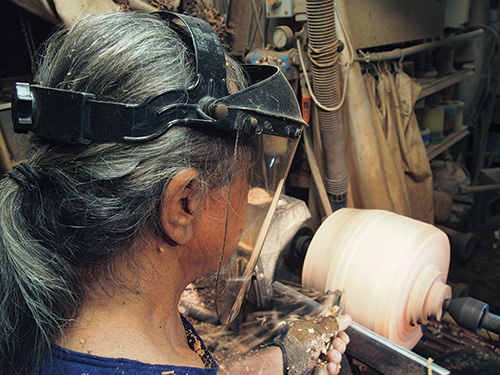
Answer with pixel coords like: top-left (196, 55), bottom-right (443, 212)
top-left (302, 208), bottom-right (451, 349)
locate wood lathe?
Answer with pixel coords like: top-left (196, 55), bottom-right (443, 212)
top-left (249, 196), bottom-right (499, 374)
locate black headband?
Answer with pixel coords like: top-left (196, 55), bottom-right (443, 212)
top-left (12, 11), bottom-right (306, 145)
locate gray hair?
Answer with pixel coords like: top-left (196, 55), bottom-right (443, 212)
top-left (0, 12), bottom-right (252, 375)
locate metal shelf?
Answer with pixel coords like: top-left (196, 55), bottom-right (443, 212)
top-left (426, 126), bottom-right (470, 160)
top-left (415, 67), bottom-right (474, 160)
top-left (416, 66), bottom-right (475, 100)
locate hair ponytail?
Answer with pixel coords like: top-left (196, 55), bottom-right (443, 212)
top-left (0, 179), bottom-right (82, 375)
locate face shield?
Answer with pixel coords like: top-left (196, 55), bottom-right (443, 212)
top-left (11, 11), bottom-right (306, 324)
top-left (214, 133), bottom-right (299, 324)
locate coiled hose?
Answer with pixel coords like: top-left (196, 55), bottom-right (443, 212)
top-left (306, 0), bottom-right (348, 211)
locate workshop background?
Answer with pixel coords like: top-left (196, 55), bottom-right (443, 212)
top-left (1, 0), bottom-right (500, 374)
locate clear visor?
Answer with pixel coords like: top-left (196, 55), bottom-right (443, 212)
top-left (215, 132), bottom-right (300, 324)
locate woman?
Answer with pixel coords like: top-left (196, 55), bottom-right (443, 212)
top-left (0, 11), bottom-right (350, 375)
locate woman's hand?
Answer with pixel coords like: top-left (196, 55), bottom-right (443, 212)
top-left (272, 313), bottom-right (352, 375)
top-left (220, 314), bottom-right (352, 375)
top-left (325, 315), bottom-right (351, 375)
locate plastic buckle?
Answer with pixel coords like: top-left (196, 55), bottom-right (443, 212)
top-left (12, 82), bottom-right (35, 134)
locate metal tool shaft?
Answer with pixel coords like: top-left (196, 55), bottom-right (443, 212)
top-left (346, 322), bottom-right (450, 375)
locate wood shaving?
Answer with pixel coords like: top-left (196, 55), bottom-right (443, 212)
top-left (427, 357), bottom-right (434, 375)
top-left (255, 55), bottom-right (286, 66)
top-left (248, 187), bottom-right (273, 205)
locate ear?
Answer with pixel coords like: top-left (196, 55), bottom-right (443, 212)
top-left (160, 169), bottom-right (201, 245)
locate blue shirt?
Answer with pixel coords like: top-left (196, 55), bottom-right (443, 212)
top-left (42, 316), bottom-right (219, 375)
